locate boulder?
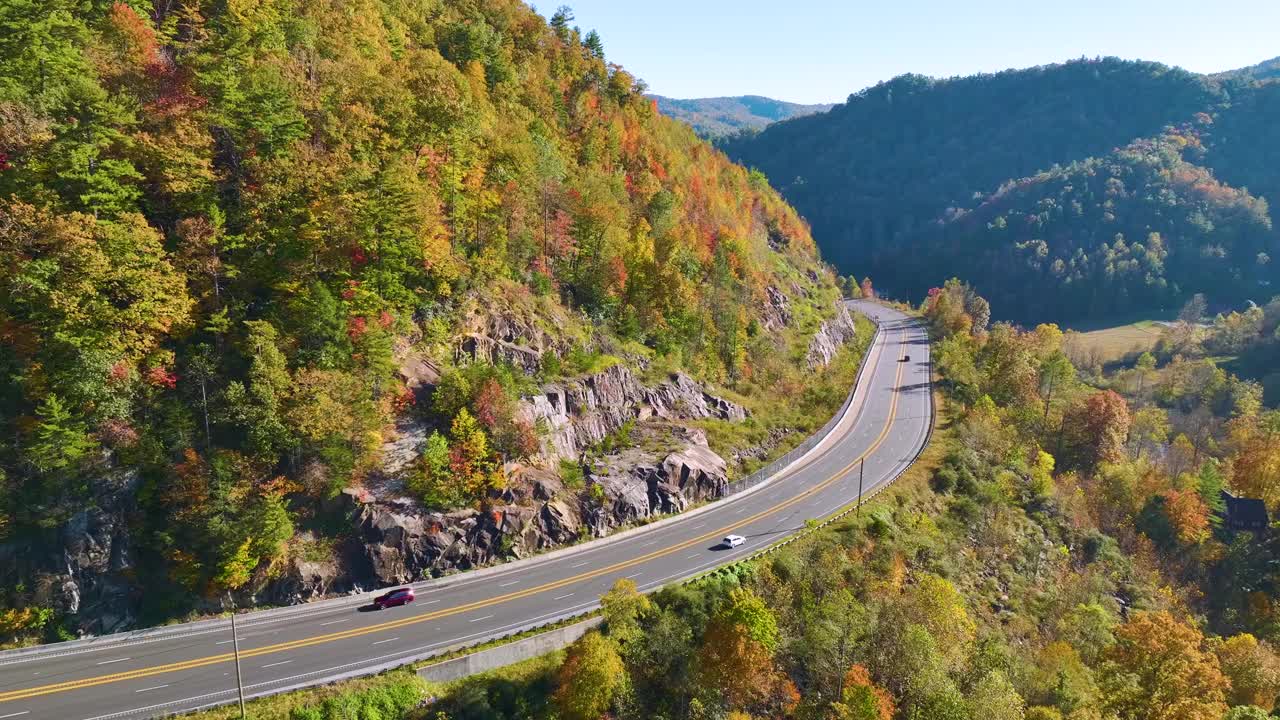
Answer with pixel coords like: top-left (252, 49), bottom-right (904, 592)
top-left (538, 499), bottom-right (583, 547)
top-left (271, 556), bottom-right (343, 605)
top-left (662, 441), bottom-right (730, 501)
top-left (503, 465), bottom-right (565, 504)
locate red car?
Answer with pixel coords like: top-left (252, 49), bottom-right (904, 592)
top-left (372, 587), bottom-right (415, 609)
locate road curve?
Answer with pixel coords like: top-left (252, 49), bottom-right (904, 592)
top-left (0, 301), bottom-right (932, 720)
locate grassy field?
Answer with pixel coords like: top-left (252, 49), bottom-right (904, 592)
top-left (1064, 319), bottom-right (1165, 366)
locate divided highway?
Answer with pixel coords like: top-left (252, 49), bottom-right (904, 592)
top-left (0, 301), bottom-right (932, 720)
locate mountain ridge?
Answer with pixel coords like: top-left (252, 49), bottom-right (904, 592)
top-left (723, 56), bottom-right (1280, 323)
top-left (649, 93), bottom-right (834, 138)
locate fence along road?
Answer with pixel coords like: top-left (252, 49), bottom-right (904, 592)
top-left (0, 301), bottom-right (932, 720)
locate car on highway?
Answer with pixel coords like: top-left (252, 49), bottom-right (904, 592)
top-left (372, 587), bottom-right (415, 609)
top-left (723, 534), bottom-right (746, 548)
top-left (902, 354), bottom-right (911, 362)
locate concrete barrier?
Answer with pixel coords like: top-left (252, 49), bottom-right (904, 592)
top-left (417, 617), bottom-right (603, 683)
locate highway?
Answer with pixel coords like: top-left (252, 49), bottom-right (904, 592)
top-left (0, 301), bottom-right (932, 720)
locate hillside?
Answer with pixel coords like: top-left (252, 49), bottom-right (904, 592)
top-left (1215, 55), bottom-right (1280, 83)
top-left (650, 94), bottom-right (833, 138)
top-left (196, 281), bottom-right (1280, 720)
top-left (908, 130), bottom-right (1273, 321)
top-left (0, 0), bottom-right (857, 637)
top-left (724, 57), bottom-right (1280, 323)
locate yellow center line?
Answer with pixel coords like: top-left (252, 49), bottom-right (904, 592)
top-left (0, 328), bottom-right (910, 705)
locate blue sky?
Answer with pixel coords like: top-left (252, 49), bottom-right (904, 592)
top-left (539, 1), bottom-right (1280, 104)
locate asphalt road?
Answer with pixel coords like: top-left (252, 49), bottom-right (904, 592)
top-left (0, 301), bottom-right (932, 720)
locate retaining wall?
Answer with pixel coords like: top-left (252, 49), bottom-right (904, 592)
top-left (417, 617), bottom-right (603, 684)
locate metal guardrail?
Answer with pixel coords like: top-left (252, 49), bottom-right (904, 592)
top-left (1, 309), bottom-right (903, 718)
top-left (720, 316), bottom-right (882, 497)
top-left (682, 312), bottom-right (937, 585)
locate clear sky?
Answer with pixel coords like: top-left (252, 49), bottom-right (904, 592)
top-left (539, 0), bottom-right (1280, 104)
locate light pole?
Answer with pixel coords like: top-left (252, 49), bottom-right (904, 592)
top-left (227, 593), bottom-right (246, 719)
top-left (856, 458), bottom-right (865, 517)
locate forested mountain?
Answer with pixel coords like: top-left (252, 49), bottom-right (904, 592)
top-left (252, 282), bottom-right (1280, 720)
top-left (0, 0), bottom-right (847, 633)
top-left (1216, 56), bottom-right (1280, 83)
top-left (908, 130), bottom-right (1273, 321)
top-left (724, 57), bottom-right (1280, 323)
top-left (650, 94), bottom-right (833, 138)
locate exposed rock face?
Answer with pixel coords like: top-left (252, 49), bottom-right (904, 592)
top-left (520, 364), bottom-right (746, 462)
top-left (343, 426), bottom-right (730, 587)
top-left (761, 285), bottom-right (792, 331)
top-left (397, 347), bottom-right (440, 405)
top-left (269, 553), bottom-right (343, 605)
top-left (807, 302), bottom-right (859, 368)
top-left (0, 468), bottom-right (140, 635)
top-left (453, 302), bottom-right (570, 372)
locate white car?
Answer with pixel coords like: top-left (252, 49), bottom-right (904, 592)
top-left (723, 534), bottom-right (746, 548)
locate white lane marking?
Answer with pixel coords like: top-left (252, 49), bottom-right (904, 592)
top-left (553, 593), bottom-right (575, 601)
top-left (215, 640), bottom-right (234, 645)
top-left (639, 540), bottom-right (658, 547)
top-left (0, 711), bottom-right (31, 719)
top-left (45, 324), bottom-right (916, 712)
top-left (262, 660), bottom-right (293, 668)
top-left (424, 599), bottom-right (440, 605)
top-left (691, 523), bottom-right (706, 529)
top-left (97, 657), bottom-right (131, 665)
top-left (686, 553), bottom-right (701, 559)
top-left (625, 573), bottom-right (642, 579)
top-left (469, 615), bottom-right (495, 623)
top-left (135, 684), bottom-right (170, 693)
top-left (371, 638), bottom-right (399, 646)
top-left (321, 618), bottom-right (349, 626)
top-left (498, 580), bottom-right (519, 587)
top-left (570, 561), bottom-right (589, 568)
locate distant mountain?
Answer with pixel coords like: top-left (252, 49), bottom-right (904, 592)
top-left (649, 95), bottom-right (834, 138)
top-left (723, 57), bottom-right (1280, 324)
top-left (1214, 56), bottom-right (1280, 83)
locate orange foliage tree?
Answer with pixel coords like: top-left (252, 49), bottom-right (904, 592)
top-left (1100, 610), bottom-right (1229, 720)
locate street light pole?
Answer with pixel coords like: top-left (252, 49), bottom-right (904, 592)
top-left (856, 458), bottom-right (865, 517)
top-left (228, 594), bottom-right (246, 719)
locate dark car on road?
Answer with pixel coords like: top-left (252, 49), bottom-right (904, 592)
top-left (373, 587), bottom-right (415, 609)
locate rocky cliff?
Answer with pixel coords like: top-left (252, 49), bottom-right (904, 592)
top-left (521, 364), bottom-right (746, 462)
top-left (0, 311), bottom-right (858, 636)
top-left (807, 302), bottom-right (860, 368)
top-left (0, 468), bottom-right (140, 635)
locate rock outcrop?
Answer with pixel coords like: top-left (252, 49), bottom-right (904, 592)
top-left (761, 285), bottom-right (792, 331)
top-left (520, 364), bottom-right (746, 462)
top-left (345, 426), bottom-right (730, 587)
top-left (453, 301), bottom-right (571, 372)
top-left (0, 467), bottom-right (140, 635)
top-left (807, 302), bottom-right (859, 368)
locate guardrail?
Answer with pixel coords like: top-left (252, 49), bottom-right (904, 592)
top-left (0, 307), bottom-right (910, 719)
top-left (690, 313), bottom-right (936, 583)
top-left (721, 312), bottom-right (881, 496)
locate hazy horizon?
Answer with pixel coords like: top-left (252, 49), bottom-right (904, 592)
top-left (551, 0), bottom-right (1280, 104)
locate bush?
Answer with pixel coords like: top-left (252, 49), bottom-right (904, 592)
top-left (1223, 707), bottom-right (1271, 720)
top-left (287, 676), bottom-right (423, 720)
top-left (931, 465), bottom-right (958, 493)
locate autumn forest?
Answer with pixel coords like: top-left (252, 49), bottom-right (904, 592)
top-left (3, 2), bottom-right (1280, 720)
